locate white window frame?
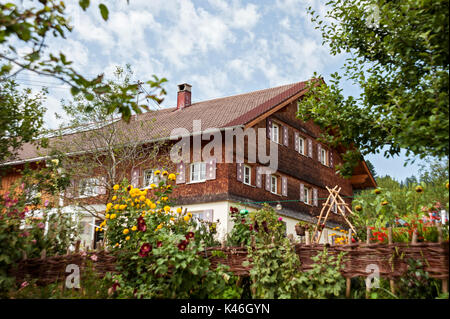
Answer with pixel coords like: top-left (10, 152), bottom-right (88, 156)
top-left (270, 175), bottom-right (278, 194)
top-left (321, 148), bottom-right (328, 166)
top-left (243, 165), bottom-right (251, 185)
top-left (271, 123), bottom-right (279, 143)
top-left (298, 136), bottom-right (305, 155)
top-left (78, 178), bottom-right (99, 198)
top-left (190, 162), bottom-right (207, 183)
top-left (191, 210), bottom-right (214, 222)
top-left (303, 187), bottom-right (311, 205)
top-left (143, 168), bottom-right (161, 188)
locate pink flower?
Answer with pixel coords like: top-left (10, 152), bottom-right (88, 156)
top-left (44, 200), bottom-right (49, 207)
top-left (90, 254), bottom-right (98, 262)
top-left (80, 251), bottom-right (87, 257)
top-left (37, 222), bottom-right (45, 229)
top-left (278, 217), bottom-right (283, 221)
top-left (21, 281), bottom-right (29, 288)
top-left (31, 239), bottom-right (37, 244)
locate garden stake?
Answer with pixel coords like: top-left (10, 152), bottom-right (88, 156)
top-left (412, 230), bottom-right (417, 244)
top-left (366, 228), bottom-right (371, 245)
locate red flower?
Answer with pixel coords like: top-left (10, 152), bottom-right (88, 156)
top-left (178, 240), bottom-right (188, 251)
top-left (249, 225), bottom-right (253, 231)
top-left (112, 281), bottom-right (120, 292)
top-left (137, 216), bottom-right (147, 232)
top-left (185, 232), bottom-right (195, 240)
top-left (241, 218), bottom-right (246, 224)
top-left (156, 241), bottom-right (163, 248)
top-left (138, 243), bottom-right (152, 257)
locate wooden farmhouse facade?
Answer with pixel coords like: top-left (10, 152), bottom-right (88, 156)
top-left (0, 80), bottom-right (376, 247)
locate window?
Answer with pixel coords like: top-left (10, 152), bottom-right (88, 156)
top-left (271, 175), bottom-right (278, 194)
top-left (320, 148), bottom-right (328, 166)
top-left (143, 169), bottom-right (160, 187)
top-left (78, 178), bottom-right (99, 198)
top-left (190, 162), bottom-right (207, 182)
top-left (271, 123), bottom-right (279, 143)
top-left (298, 136), bottom-right (305, 155)
top-left (243, 165), bottom-right (251, 185)
top-left (303, 187), bottom-right (311, 205)
top-left (192, 210), bottom-right (214, 222)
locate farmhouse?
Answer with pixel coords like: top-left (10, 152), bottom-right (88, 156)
top-left (0, 80), bottom-right (376, 247)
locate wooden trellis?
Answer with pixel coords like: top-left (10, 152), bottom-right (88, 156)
top-left (311, 186), bottom-right (357, 244)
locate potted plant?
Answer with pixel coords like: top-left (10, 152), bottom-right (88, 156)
top-left (295, 221), bottom-right (309, 236)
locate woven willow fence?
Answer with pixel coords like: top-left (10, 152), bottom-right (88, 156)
top-left (12, 240), bottom-right (449, 295)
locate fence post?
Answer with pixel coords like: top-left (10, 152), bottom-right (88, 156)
top-left (436, 225), bottom-right (448, 293)
top-left (387, 227), bottom-right (395, 294)
top-left (75, 240), bottom-right (81, 253)
top-left (366, 227), bottom-right (371, 244)
top-left (347, 231), bottom-right (352, 244)
top-left (411, 229), bottom-right (417, 244)
top-left (323, 229), bottom-right (329, 244)
top-left (345, 277), bottom-right (351, 298)
top-left (305, 231), bottom-right (310, 245)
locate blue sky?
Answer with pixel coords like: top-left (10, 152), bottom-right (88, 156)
top-left (14, 0), bottom-right (431, 182)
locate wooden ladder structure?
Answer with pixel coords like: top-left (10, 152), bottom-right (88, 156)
top-left (311, 186), bottom-right (357, 244)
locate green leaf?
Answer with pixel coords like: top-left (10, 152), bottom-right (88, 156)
top-left (99, 4), bottom-right (109, 21)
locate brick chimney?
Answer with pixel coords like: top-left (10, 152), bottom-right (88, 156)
top-left (177, 83), bottom-right (192, 110)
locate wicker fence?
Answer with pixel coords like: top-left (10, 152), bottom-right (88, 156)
top-left (12, 241), bottom-right (449, 293)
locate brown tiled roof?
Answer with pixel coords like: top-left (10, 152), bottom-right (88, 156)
top-left (6, 80), bottom-right (309, 164)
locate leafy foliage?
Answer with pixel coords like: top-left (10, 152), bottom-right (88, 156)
top-left (0, 1), bottom-right (167, 122)
top-left (299, 0), bottom-right (449, 176)
top-left (0, 79), bottom-right (46, 164)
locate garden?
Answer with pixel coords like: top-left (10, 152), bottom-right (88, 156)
top-left (1, 163), bottom-right (448, 300)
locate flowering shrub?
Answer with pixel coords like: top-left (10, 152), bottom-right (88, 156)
top-left (0, 159), bottom-right (76, 296)
top-left (351, 183), bottom-right (449, 242)
top-left (103, 171), bottom-right (231, 298)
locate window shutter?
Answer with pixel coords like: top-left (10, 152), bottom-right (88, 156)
top-left (266, 118), bottom-right (272, 139)
top-left (256, 167), bottom-right (262, 188)
top-left (300, 183), bottom-right (305, 202)
top-left (176, 162), bottom-right (186, 184)
top-left (65, 180), bottom-right (76, 198)
top-left (282, 176), bottom-right (288, 196)
top-left (308, 139), bottom-right (313, 157)
top-left (330, 151), bottom-right (334, 168)
top-left (206, 158), bottom-right (217, 180)
top-left (265, 174), bottom-right (271, 191)
top-left (283, 126), bottom-right (289, 146)
top-left (98, 177), bottom-right (107, 195)
top-left (237, 163), bottom-right (243, 182)
top-left (317, 144), bottom-right (322, 162)
top-left (131, 167), bottom-right (140, 188)
top-left (294, 131), bottom-right (299, 152)
top-left (313, 188), bottom-right (318, 206)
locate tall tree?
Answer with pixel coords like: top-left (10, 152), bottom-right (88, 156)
top-left (0, 79), bottom-right (46, 164)
top-left (298, 0), bottom-right (449, 177)
top-left (1, 1), bottom-right (167, 122)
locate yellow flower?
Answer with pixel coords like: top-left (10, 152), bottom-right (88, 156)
top-left (164, 205), bottom-right (171, 212)
top-left (145, 199), bottom-right (152, 206)
top-left (114, 243), bottom-right (119, 247)
top-left (123, 229), bottom-right (129, 235)
top-left (162, 170), bottom-right (168, 176)
top-left (150, 203), bottom-right (157, 209)
top-left (150, 183), bottom-right (157, 189)
top-left (114, 204), bottom-right (119, 210)
top-left (125, 236), bottom-right (130, 241)
top-left (157, 224), bottom-right (163, 230)
top-left (119, 204), bottom-right (127, 210)
top-left (112, 196), bottom-right (117, 201)
top-left (168, 173), bottom-right (176, 181)
top-left (154, 170), bottom-right (161, 175)
top-left (176, 207), bottom-right (182, 214)
top-left (106, 203), bottom-right (113, 210)
top-left (187, 212), bottom-right (192, 218)
top-left (105, 214), bottom-right (110, 219)
top-left (170, 217), bottom-right (175, 221)
top-left (95, 227), bottom-right (99, 232)
top-left (100, 221), bottom-right (106, 227)
top-left (184, 215), bottom-right (190, 222)
top-left (113, 184), bottom-right (120, 191)
top-left (131, 226), bottom-right (137, 231)
top-left (110, 214), bottom-right (117, 219)
top-left (139, 195), bottom-right (146, 202)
